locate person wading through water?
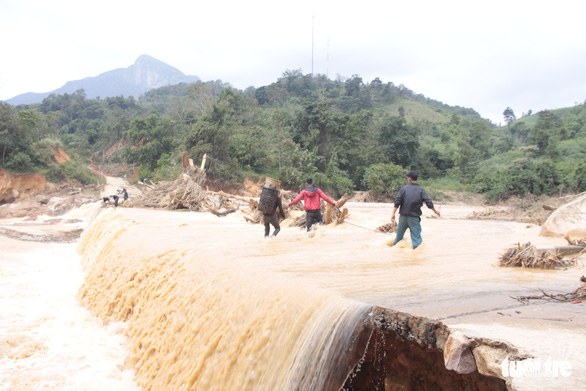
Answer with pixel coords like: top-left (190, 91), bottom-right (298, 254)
top-left (263, 192), bottom-right (284, 238)
top-left (258, 177), bottom-right (285, 238)
top-left (289, 178), bottom-right (337, 232)
top-left (391, 171), bottom-right (440, 249)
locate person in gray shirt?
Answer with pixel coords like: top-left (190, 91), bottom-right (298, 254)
top-left (391, 171), bottom-right (440, 249)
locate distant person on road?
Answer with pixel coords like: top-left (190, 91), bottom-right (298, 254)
top-left (121, 188), bottom-right (128, 201)
top-left (391, 171), bottom-right (440, 249)
top-left (289, 178), bottom-right (337, 232)
top-left (263, 193), bottom-right (285, 238)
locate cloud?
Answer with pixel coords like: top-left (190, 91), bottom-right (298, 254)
top-left (1, 0), bottom-right (585, 124)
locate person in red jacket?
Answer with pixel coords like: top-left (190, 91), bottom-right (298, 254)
top-left (289, 178), bottom-right (336, 231)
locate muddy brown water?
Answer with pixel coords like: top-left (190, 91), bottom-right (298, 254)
top-left (1, 202), bottom-right (584, 390)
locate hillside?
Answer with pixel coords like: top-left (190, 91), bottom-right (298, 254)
top-left (1, 68), bottom-right (585, 202)
top-left (6, 55), bottom-right (200, 105)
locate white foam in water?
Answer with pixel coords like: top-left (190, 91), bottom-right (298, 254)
top-left (0, 241), bottom-right (141, 391)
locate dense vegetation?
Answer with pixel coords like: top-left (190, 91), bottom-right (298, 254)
top-left (1, 71), bottom-right (585, 199)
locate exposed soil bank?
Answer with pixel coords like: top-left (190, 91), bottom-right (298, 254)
top-left (0, 169), bottom-right (46, 204)
top-left (341, 307), bottom-right (511, 390)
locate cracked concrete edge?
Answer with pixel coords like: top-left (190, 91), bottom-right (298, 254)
top-left (370, 306), bottom-right (532, 389)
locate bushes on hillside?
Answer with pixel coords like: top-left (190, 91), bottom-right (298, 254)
top-left (362, 163), bottom-right (405, 194)
top-left (475, 159), bottom-right (561, 200)
top-left (573, 163), bottom-right (586, 192)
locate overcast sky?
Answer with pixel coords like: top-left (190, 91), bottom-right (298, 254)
top-left (1, 0), bottom-right (585, 124)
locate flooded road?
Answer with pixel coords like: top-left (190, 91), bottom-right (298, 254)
top-left (1, 201), bottom-right (584, 390)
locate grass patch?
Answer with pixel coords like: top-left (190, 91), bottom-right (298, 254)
top-left (376, 98), bottom-right (451, 123)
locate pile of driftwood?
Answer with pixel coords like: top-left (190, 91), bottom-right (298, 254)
top-left (126, 166), bottom-right (209, 210)
top-left (376, 221), bottom-right (397, 233)
top-left (499, 242), bottom-right (578, 269)
top-left (466, 208), bottom-right (513, 221)
top-left (513, 276), bottom-right (586, 303)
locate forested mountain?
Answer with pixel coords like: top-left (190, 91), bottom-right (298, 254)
top-left (1, 69), bottom-right (585, 200)
top-left (6, 55), bottom-right (200, 105)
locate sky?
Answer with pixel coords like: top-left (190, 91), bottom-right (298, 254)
top-left (1, 0), bottom-right (585, 124)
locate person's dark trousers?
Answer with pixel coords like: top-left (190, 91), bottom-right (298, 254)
top-left (306, 209), bottom-right (322, 231)
top-left (393, 215), bottom-right (423, 249)
top-left (263, 214), bottom-right (280, 237)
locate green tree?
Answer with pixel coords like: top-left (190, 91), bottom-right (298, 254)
top-left (123, 114), bottom-right (175, 178)
top-left (276, 138), bottom-right (319, 187)
top-left (475, 158), bottom-right (560, 199)
top-left (184, 82), bottom-right (218, 120)
top-left (185, 87), bottom-right (261, 176)
top-left (0, 102), bottom-right (20, 165)
top-left (378, 115), bottom-right (420, 167)
top-left (0, 103), bottom-right (45, 170)
top-left (362, 163), bottom-right (405, 194)
top-left (319, 150), bottom-right (354, 197)
top-left (572, 162), bottom-right (586, 192)
top-left (531, 110), bottom-right (562, 156)
top-left (268, 109), bottom-right (294, 172)
top-left (296, 99), bottom-right (349, 171)
top-left (503, 107), bottom-right (516, 130)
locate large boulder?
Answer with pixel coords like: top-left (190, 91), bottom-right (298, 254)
top-left (540, 193), bottom-right (586, 239)
top-left (443, 330), bottom-right (477, 374)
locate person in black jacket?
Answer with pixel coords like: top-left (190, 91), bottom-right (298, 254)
top-left (391, 171), bottom-right (440, 249)
top-left (263, 194), bottom-right (285, 238)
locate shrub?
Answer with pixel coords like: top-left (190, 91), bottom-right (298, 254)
top-left (572, 163), bottom-right (586, 192)
top-left (474, 159), bottom-right (561, 200)
top-left (311, 172), bottom-right (353, 199)
top-left (362, 163), bottom-right (405, 194)
top-left (6, 152), bottom-right (34, 172)
top-left (58, 160), bottom-right (98, 185)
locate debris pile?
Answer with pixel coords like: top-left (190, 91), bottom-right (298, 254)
top-left (126, 166), bottom-right (209, 211)
top-left (513, 276), bottom-right (586, 303)
top-left (376, 221), bottom-right (397, 233)
top-left (466, 208), bottom-right (513, 221)
top-left (324, 193), bottom-right (350, 225)
top-left (499, 242), bottom-right (578, 269)
top-left (240, 197), bottom-right (262, 224)
top-left (348, 191), bottom-right (392, 203)
top-left (348, 191), bottom-right (375, 203)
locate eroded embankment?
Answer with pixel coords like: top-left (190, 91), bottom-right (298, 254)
top-left (77, 208), bottom-right (513, 390)
top-left (340, 308), bottom-right (517, 390)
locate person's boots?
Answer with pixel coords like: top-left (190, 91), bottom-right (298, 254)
top-left (273, 228), bottom-right (280, 237)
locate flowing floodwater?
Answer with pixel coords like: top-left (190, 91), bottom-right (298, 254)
top-left (0, 237), bottom-right (140, 390)
top-left (1, 202), bottom-right (584, 390)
